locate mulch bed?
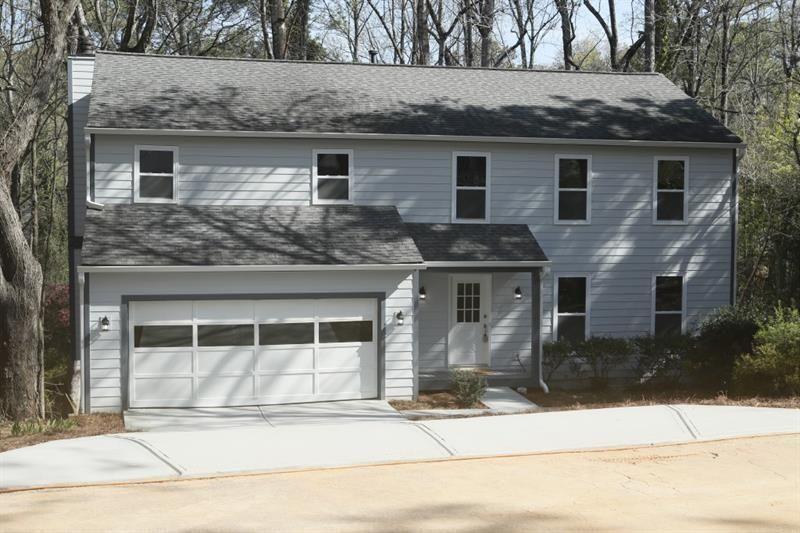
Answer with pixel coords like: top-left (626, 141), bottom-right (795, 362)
top-left (389, 391), bottom-right (487, 410)
top-left (0, 413), bottom-right (125, 453)
top-left (526, 389), bottom-right (800, 412)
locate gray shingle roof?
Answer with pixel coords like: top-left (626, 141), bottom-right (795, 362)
top-left (82, 204), bottom-right (424, 266)
top-left (87, 52), bottom-right (741, 144)
top-left (405, 223), bottom-right (548, 263)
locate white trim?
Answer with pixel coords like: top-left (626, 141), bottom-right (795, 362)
top-left (554, 154), bottom-right (592, 224)
top-left (425, 260), bottom-right (550, 268)
top-left (651, 272), bottom-right (687, 335)
top-left (134, 145), bottom-right (179, 204)
top-left (312, 149), bottom-right (354, 205)
top-left (653, 156), bottom-right (689, 225)
top-left (451, 151), bottom-right (491, 223)
top-left (84, 127), bottom-right (746, 149)
top-left (78, 263), bottom-right (425, 273)
top-left (553, 274), bottom-right (591, 342)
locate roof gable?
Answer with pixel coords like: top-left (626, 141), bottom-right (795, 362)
top-left (87, 52), bottom-right (741, 144)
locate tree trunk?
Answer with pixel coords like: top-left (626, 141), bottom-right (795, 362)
top-left (555, 0), bottom-right (575, 69)
top-left (414, 0), bottom-right (429, 64)
top-left (0, 0), bottom-right (78, 420)
top-left (478, 0), bottom-right (494, 66)
top-left (271, 0), bottom-right (286, 59)
top-left (644, 0), bottom-right (655, 71)
top-left (463, 0), bottom-right (474, 66)
top-left (0, 182), bottom-right (44, 420)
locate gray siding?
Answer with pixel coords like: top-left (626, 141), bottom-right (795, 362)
top-left (87, 270), bottom-right (415, 411)
top-left (91, 134), bottom-right (731, 343)
top-left (68, 57), bottom-right (94, 235)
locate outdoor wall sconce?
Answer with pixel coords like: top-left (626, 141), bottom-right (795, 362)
top-left (418, 286), bottom-right (427, 300)
top-left (514, 287), bottom-right (523, 300)
top-left (100, 316), bottom-right (110, 331)
top-left (395, 311), bottom-right (405, 325)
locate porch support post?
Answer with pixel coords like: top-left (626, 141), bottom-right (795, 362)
top-left (532, 268), bottom-right (549, 393)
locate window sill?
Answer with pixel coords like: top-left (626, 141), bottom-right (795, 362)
top-left (134, 197), bottom-right (178, 204)
top-left (554, 220), bottom-right (591, 225)
top-left (653, 220), bottom-right (688, 226)
top-left (450, 218), bottom-right (490, 224)
top-left (312, 199), bottom-right (354, 206)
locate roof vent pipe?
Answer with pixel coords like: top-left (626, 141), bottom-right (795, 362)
top-left (368, 50), bottom-right (378, 63)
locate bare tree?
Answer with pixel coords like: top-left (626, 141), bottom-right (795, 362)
top-left (554, 0), bottom-right (578, 69)
top-left (582, 0), bottom-right (646, 71)
top-left (1, 0), bottom-right (80, 420)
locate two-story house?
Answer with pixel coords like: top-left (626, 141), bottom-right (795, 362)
top-left (67, 52), bottom-right (742, 413)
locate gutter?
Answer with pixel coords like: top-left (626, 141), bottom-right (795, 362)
top-left (84, 127), bottom-right (746, 150)
top-left (78, 263), bottom-right (427, 273)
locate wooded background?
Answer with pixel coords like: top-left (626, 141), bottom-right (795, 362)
top-left (0, 0), bottom-right (798, 418)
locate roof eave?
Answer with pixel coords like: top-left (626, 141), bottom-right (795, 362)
top-left (83, 127), bottom-right (746, 149)
top-left (78, 263), bottom-right (426, 273)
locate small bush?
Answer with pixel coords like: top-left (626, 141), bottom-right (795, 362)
top-left (633, 334), bottom-right (694, 387)
top-left (542, 340), bottom-right (574, 381)
top-left (571, 336), bottom-right (633, 389)
top-left (11, 417), bottom-right (76, 437)
top-left (687, 305), bottom-right (761, 391)
top-left (450, 369), bottom-right (487, 407)
top-left (732, 307), bottom-right (800, 396)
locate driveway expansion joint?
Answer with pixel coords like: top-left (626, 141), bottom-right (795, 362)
top-left (414, 423), bottom-right (457, 456)
top-left (665, 405), bottom-right (700, 440)
top-left (109, 435), bottom-right (186, 476)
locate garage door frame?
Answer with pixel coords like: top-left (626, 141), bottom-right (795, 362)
top-left (119, 292), bottom-right (386, 410)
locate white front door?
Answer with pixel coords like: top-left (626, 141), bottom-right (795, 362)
top-left (448, 274), bottom-right (491, 367)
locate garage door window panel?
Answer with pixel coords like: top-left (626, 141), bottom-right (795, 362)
top-left (259, 322), bottom-right (315, 345)
top-left (319, 320), bottom-right (374, 343)
top-left (197, 324), bottom-right (254, 346)
top-left (134, 325), bottom-right (193, 348)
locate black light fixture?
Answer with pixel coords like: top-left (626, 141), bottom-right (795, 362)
top-left (514, 287), bottom-right (523, 300)
top-left (418, 286), bottom-right (427, 300)
top-left (395, 311), bottom-right (405, 325)
top-left (100, 316), bottom-right (110, 331)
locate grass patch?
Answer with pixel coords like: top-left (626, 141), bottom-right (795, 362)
top-left (390, 391), bottom-right (488, 410)
top-left (527, 389), bottom-right (800, 412)
top-left (0, 413), bottom-right (125, 453)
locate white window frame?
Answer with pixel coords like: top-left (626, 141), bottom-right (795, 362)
top-left (452, 151), bottom-right (491, 223)
top-left (653, 156), bottom-right (689, 225)
top-left (553, 274), bottom-right (591, 342)
top-left (312, 149), bottom-right (354, 205)
top-left (651, 273), bottom-right (687, 335)
top-left (554, 154), bottom-right (592, 224)
top-left (134, 145), bottom-right (179, 204)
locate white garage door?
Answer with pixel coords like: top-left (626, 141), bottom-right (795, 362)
top-left (128, 298), bottom-right (378, 408)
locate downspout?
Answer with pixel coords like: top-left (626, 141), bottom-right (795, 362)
top-left (730, 147), bottom-right (745, 306)
top-left (537, 268), bottom-right (549, 393)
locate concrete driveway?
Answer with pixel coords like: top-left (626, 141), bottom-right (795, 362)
top-left (1, 404), bottom-right (798, 490)
top-left (123, 400), bottom-right (405, 431)
top-left (3, 434), bottom-right (798, 532)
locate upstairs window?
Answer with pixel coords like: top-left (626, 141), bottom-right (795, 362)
top-left (555, 156), bottom-right (591, 223)
top-left (134, 146), bottom-right (178, 203)
top-left (313, 150), bottom-right (353, 204)
top-left (453, 153), bottom-right (490, 222)
top-left (555, 276), bottom-right (589, 343)
top-left (653, 275), bottom-right (684, 336)
top-left (654, 158), bottom-right (688, 223)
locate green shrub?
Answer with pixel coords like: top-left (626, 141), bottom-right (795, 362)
top-left (571, 336), bottom-right (633, 389)
top-left (11, 417), bottom-right (76, 437)
top-left (732, 307), bottom-right (800, 395)
top-left (686, 305), bottom-right (761, 391)
top-left (542, 340), bottom-right (575, 381)
top-left (450, 369), bottom-right (487, 407)
top-left (633, 334), bottom-right (694, 387)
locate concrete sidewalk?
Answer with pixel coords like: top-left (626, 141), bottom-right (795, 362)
top-left (2, 404), bottom-right (798, 490)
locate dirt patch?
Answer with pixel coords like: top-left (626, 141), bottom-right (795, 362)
top-left (389, 391), bottom-right (487, 410)
top-left (0, 413), bottom-right (125, 453)
top-left (527, 389), bottom-right (800, 412)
